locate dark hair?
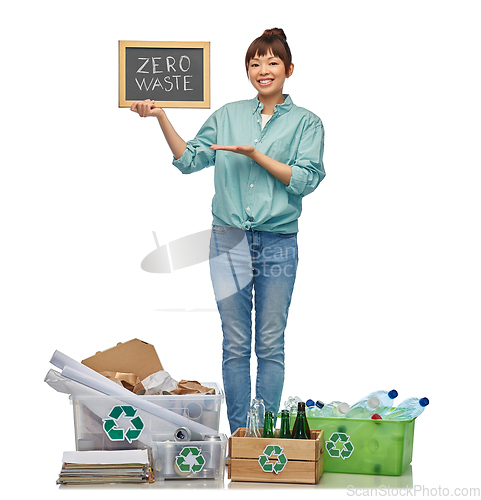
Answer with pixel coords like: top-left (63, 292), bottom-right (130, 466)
top-left (245, 28), bottom-right (292, 76)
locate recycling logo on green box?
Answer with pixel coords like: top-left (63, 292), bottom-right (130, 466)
top-left (325, 432), bottom-right (354, 460)
top-left (175, 447), bottom-right (206, 474)
top-left (258, 445), bottom-right (288, 474)
top-left (102, 405), bottom-right (144, 443)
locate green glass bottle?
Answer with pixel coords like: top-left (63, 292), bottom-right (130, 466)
top-left (292, 407), bottom-right (309, 439)
top-left (278, 409), bottom-right (292, 439)
top-left (262, 411), bottom-right (275, 438)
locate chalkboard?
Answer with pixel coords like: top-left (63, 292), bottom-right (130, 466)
top-left (119, 41), bottom-right (210, 108)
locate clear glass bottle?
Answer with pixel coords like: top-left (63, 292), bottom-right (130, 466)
top-left (245, 408), bottom-right (260, 437)
top-left (250, 398), bottom-right (266, 429)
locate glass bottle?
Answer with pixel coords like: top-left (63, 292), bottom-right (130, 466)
top-left (262, 411), bottom-right (275, 438)
top-left (250, 398), bottom-right (266, 429)
top-left (292, 406), bottom-right (309, 439)
top-left (278, 409), bottom-right (292, 439)
top-left (245, 408), bottom-right (260, 437)
top-left (292, 402), bottom-right (311, 438)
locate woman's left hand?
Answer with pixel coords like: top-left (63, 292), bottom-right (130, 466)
top-left (210, 144), bottom-right (255, 158)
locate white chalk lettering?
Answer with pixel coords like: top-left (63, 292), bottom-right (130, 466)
top-left (166, 56), bottom-right (176, 72)
top-left (179, 55), bottom-right (191, 72)
top-left (163, 75), bottom-right (173, 92)
top-left (135, 77), bottom-right (153, 90)
top-left (152, 57), bottom-right (163, 74)
top-left (151, 78), bottom-right (164, 90)
top-left (172, 75), bottom-right (181, 90)
top-left (134, 74), bottom-right (194, 93)
top-left (183, 75), bottom-right (193, 91)
top-left (136, 57), bottom-right (150, 74)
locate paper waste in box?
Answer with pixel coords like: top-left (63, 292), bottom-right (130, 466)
top-left (81, 338), bottom-right (163, 381)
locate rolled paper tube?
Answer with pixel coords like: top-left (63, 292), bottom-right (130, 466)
top-left (184, 402), bottom-right (203, 421)
top-left (200, 410), bottom-right (219, 430)
top-left (51, 350), bottom-right (217, 436)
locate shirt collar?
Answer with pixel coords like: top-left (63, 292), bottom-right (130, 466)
top-left (251, 94), bottom-right (293, 116)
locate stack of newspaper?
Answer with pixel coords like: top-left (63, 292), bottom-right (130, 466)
top-left (57, 449), bottom-right (154, 485)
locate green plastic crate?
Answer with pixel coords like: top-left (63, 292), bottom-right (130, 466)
top-left (290, 416), bottom-right (415, 476)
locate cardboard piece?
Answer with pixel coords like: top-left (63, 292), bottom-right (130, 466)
top-left (81, 339), bottom-right (163, 381)
top-left (171, 380), bottom-right (215, 395)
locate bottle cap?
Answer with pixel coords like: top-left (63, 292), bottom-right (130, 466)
top-left (306, 399), bottom-right (315, 408)
top-left (367, 396), bottom-right (380, 409)
top-left (316, 400), bottom-right (325, 409)
top-left (388, 390), bottom-right (398, 399)
top-left (371, 413), bottom-right (382, 420)
top-left (338, 402), bottom-right (350, 414)
top-left (419, 397), bottom-right (429, 407)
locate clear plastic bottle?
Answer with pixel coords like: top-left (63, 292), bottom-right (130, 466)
top-left (306, 399), bottom-right (324, 417)
top-left (318, 401), bottom-right (350, 417)
top-left (366, 390), bottom-right (398, 417)
top-left (284, 396), bottom-right (302, 416)
top-left (345, 395), bottom-right (380, 419)
top-left (384, 397), bottom-right (429, 420)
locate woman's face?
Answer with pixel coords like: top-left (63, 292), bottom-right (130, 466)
top-left (248, 51), bottom-right (293, 100)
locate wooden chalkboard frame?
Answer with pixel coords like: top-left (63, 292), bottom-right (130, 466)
top-left (119, 40), bottom-right (210, 108)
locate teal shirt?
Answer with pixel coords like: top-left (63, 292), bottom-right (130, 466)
top-left (173, 94), bottom-right (325, 233)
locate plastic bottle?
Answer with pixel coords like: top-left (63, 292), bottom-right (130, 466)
top-left (366, 390), bottom-right (398, 417)
top-left (306, 399), bottom-right (324, 417)
top-left (284, 396), bottom-right (302, 416)
top-left (318, 401), bottom-right (350, 417)
top-left (345, 396), bottom-right (380, 419)
top-left (384, 397), bottom-right (429, 420)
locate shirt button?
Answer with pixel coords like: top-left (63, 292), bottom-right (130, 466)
top-left (246, 207), bottom-right (250, 211)
top-left (250, 184), bottom-right (254, 188)
top-left (254, 139), bottom-right (258, 143)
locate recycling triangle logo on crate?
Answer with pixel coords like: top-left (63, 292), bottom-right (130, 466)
top-left (102, 405), bottom-right (145, 443)
top-left (258, 445), bottom-right (288, 474)
top-left (175, 447), bottom-right (206, 474)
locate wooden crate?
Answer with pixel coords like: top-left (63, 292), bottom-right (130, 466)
top-left (228, 428), bottom-right (324, 484)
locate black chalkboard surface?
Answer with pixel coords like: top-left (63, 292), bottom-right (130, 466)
top-left (119, 41), bottom-right (210, 108)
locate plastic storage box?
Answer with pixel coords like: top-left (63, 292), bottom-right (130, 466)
top-left (151, 434), bottom-right (228, 481)
top-left (71, 383), bottom-right (227, 480)
top-left (293, 416), bottom-right (415, 476)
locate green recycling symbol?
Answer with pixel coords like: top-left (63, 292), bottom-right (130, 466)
top-left (102, 405), bottom-right (144, 443)
top-left (258, 445), bottom-right (288, 474)
top-left (175, 447), bottom-right (206, 474)
top-left (325, 432), bottom-right (354, 460)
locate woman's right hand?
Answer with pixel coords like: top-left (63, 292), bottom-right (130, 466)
top-left (130, 99), bottom-right (164, 118)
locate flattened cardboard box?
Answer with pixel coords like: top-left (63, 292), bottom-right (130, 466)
top-left (81, 339), bottom-right (163, 381)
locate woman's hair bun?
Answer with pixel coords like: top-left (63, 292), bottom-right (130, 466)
top-left (262, 28), bottom-right (287, 41)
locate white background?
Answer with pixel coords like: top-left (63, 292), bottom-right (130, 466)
top-left (1, 0), bottom-right (480, 497)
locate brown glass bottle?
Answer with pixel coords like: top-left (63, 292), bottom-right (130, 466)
top-left (292, 402), bottom-right (311, 438)
top-left (292, 407), bottom-right (309, 439)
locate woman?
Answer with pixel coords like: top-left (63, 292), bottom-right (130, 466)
top-left (131, 28), bottom-right (325, 433)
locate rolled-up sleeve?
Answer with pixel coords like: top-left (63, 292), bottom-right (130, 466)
top-left (286, 122), bottom-right (325, 197)
top-left (172, 112), bottom-right (218, 174)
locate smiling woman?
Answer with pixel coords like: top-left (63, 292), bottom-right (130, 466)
top-left (130, 28), bottom-right (326, 434)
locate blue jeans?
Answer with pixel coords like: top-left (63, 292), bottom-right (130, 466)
top-left (209, 226), bottom-right (298, 433)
